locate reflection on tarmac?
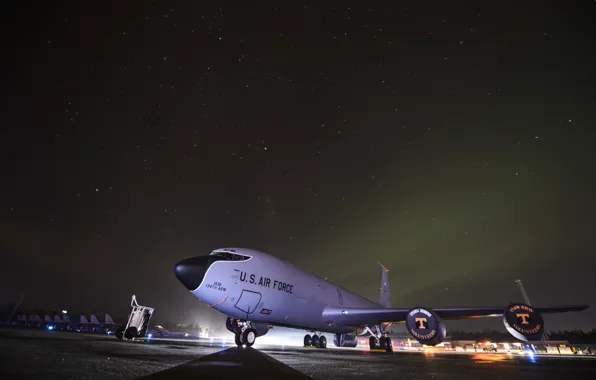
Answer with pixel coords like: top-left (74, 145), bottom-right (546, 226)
top-left (1, 328), bottom-right (595, 380)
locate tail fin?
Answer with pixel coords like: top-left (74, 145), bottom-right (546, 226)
top-left (378, 262), bottom-right (391, 308)
top-left (105, 314), bottom-right (115, 325)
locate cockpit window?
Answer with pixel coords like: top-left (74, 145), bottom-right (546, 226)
top-left (210, 251), bottom-right (250, 261)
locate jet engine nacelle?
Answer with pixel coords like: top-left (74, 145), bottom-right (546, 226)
top-left (405, 307), bottom-right (446, 346)
top-left (225, 317), bottom-right (270, 337)
top-left (502, 303), bottom-right (544, 341)
top-left (333, 333), bottom-right (358, 347)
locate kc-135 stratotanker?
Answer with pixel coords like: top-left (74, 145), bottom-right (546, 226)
top-left (173, 248), bottom-right (588, 351)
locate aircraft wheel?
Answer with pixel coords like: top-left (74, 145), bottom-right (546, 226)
top-left (379, 337), bottom-right (387, 350)
top-left (369, 336), bottom-right (378, 350)
top-left (312, 334), bottom-right (320, 348)
top-left (235, 332), bottom-right (243, 347)
top-left (115, 326), bottom-right (125, 340)
top-left (319, 335), bottom-right (327, 349)
top-left (243, 328), bottom-right (256, 347)
top-left (303, 334), bottom-right (312, 346)
top-left (385, 338), bottom-right (393, 353)
top-left (124, 326), bottom-right (138, 340)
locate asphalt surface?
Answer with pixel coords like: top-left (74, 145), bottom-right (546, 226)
top-left (1, 328), bottom-right (595, 379)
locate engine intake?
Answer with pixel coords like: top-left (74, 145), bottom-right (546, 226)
top-left (502, 303), bottom-right (544, 341)
top-left (405, 307), bottom-right (446, 346)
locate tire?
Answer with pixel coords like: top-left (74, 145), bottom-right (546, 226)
top-left (304, 334), bottom-right (312, 346)
top-left (369, 336), bottom-right (378, 350)
top-left (312, 335), bottom-right (320, 348)
top-left (243, 329), bottom-right (256, 347)
top-left (115, 326), bottom-right (125, 340)
top-left (235, 332), bottom-right (243, 347)
top-left (319, 335), bottom-right (327, 349)
top-left (124, 326), bottom-right (138, 340)
top-left (385, 338), bottom-right (393, 353)
top-left (379, 337), bottom-right (387, 350)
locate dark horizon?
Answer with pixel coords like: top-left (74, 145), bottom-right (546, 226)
top-left (2, 1), bottom-right (595, 331)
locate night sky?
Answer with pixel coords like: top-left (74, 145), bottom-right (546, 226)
top-left (3, 1), bottom-right (595, 330)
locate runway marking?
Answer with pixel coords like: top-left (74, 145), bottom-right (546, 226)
top-left (141, 346), bottom-right (310, 379)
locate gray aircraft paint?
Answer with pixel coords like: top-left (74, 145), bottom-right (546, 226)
top-left (189, 248), bottom-right (379, 333)
top-left (179, 247), bottom-right (588, 336)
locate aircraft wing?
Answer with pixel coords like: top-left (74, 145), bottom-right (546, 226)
top-left (322, 305), bottom-right (589, 327)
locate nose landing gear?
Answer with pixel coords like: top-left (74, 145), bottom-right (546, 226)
top-left (241, 328), bottom-right (256, 347)
top-left (232, 320), bottom-right (256, 347)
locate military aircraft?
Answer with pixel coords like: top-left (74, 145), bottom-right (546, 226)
top-left (173, 248), bottom-right (588, 351)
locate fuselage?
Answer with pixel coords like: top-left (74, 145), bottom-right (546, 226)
top-left (174, 248), bottom-right (380, 333)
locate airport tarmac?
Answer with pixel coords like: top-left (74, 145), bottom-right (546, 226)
top-left (1, 328), bottom-right (595, 379)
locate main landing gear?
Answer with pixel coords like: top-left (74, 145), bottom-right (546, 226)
top-left (233, 321), bottom-right (256, 347)
top-left (369, 336), bottom-right (393, 352)
top-left (304, 333), bottom-right (327, 348)
top-left (367, 325), bottom-right (393, 353)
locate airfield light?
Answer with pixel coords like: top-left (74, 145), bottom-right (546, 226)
top-left (47, 325), bottom-right (54, 331)
top-left (62, 310), bottom-right (67, 314)
top-left (147, 333), bottom-right (153, 339)
top-left (525, 350), bottom-right (536, 362)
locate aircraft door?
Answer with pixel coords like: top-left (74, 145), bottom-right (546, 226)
top-left (234, 289), bottom-right (262, 315)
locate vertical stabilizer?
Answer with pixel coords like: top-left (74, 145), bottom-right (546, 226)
top-left (90, 314), bottom-right (100, 325)
top-left (105, 314), bottom-right (115, 325)
top-left (378, 262), bottom-right (391, 308)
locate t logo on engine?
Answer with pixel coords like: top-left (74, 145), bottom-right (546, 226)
top-left (415, 317), bottom-right (427, 329)
top-left (516, 313), bottom-right (531, 324)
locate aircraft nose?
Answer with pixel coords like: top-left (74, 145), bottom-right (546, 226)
top-left (173, 257), bottom-right (209, 291)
